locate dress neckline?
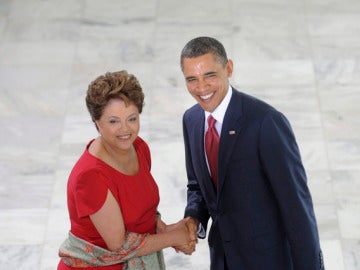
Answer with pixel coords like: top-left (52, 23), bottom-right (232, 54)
top-left (85, 138), bottom-right (142, 177)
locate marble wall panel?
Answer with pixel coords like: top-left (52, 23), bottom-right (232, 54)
top-left (305, 0), bottom-right (360, 13)
top-left (308, 13), bottom-right (360, 37)
top-left (307, 170), bottom-right (334, 204)
top-left (328, 141), bottom-right (360, 170)
top-left (0, 174), bottom-right (53, 210)
top-left (331, 171), bottom-right (360, 205)
top-left (321, 239), bottom-right (346, 270)
top-left (323, 111), bottom-right (360, 141)
top-left (157, 0), bottom-right (232, 24)
top-left (314, 59), bottom-right (360, 85)
top-left (233, 35), bottom-right (311, 61)
top-left (0, 244), bottom-right (42, 270)
top-left (338, 204), bottom-right (360, 239)
top-left (232, 60), bottom-right (315, 86)
top-left (0, 209), bottom-right (48, 245)
top-left (0, 0), bottom-right (359, 269)
top-left (318, 84), bottom-right (360, 113)
top-left (342, 239), bottom-right (360, 270)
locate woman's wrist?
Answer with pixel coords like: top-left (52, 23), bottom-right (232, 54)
top-left (156, 217), bottom-right (167, 233)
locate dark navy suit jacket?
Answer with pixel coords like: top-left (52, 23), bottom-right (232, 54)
top-left (183, 88), bottom-right (324, 270)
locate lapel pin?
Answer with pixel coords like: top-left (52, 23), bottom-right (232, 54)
top-left (229, 130), bottom-right (236, 135)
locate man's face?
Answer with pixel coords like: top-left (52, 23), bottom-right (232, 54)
top-left (182, 53), bottom-right (233, 112)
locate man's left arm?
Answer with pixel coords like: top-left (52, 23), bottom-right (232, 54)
top-left (259, 110), bottom-right (324, 270)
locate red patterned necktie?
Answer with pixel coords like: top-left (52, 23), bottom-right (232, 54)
top-left (205, 115), bottom-right (219, 188)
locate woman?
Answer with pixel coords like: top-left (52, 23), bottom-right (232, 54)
top-left (58, 70), bottom-right (195, 270)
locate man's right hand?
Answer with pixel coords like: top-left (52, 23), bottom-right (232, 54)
top-left (174, 217), bottom-right (199, 255)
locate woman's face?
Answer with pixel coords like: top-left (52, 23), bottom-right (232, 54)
top-left (95, 98), bottom-right (140, 152)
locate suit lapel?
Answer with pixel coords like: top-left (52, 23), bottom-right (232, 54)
top-left (217, 89), bottom-right (243, 196)
top-left (191, 108), bottom-right (217, 200)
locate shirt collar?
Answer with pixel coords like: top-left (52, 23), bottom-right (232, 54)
top-left (204, 85), bottom-right (232, 126)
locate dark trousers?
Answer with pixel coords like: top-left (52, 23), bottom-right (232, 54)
top-left (210, 251), bottom-right (229, 270)
top-left (224, 256), bottom-right (229, 270)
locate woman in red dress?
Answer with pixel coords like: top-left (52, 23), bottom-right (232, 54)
top-left (58, 71), bottom-right (196, 269)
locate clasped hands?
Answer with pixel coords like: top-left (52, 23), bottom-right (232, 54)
top-left (157, 217), bottom-right (198, 255)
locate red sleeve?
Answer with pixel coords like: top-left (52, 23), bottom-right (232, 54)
top-left (73, 170), bottom-right (109, 218)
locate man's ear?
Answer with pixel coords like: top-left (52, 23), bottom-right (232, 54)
top-left (226, 59), bottom-right (234, 77)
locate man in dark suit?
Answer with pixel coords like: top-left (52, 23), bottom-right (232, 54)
top-left (179, 36), bottom-right (325, 270)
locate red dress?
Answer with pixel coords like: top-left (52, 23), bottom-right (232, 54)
top-left (58, 137), bottom-right (160, 270)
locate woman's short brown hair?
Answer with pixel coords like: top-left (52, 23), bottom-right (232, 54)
top-left (86, 70), bottom-right (144, 123)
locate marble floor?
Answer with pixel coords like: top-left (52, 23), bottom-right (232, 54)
top-left (0, 0), bottom-right (360, 269)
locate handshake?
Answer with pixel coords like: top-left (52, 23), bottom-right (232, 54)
top-left (156, 216), bottom-right (199, 255)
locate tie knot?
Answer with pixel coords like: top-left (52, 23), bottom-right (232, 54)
top-left (208, 115), bottom-right (216, 128)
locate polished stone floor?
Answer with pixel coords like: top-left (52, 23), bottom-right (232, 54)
top-left (0, 0), bottom-right (359, 269)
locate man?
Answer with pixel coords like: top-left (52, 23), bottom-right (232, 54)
top-left (179, 36), bottom-right (324, 270)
